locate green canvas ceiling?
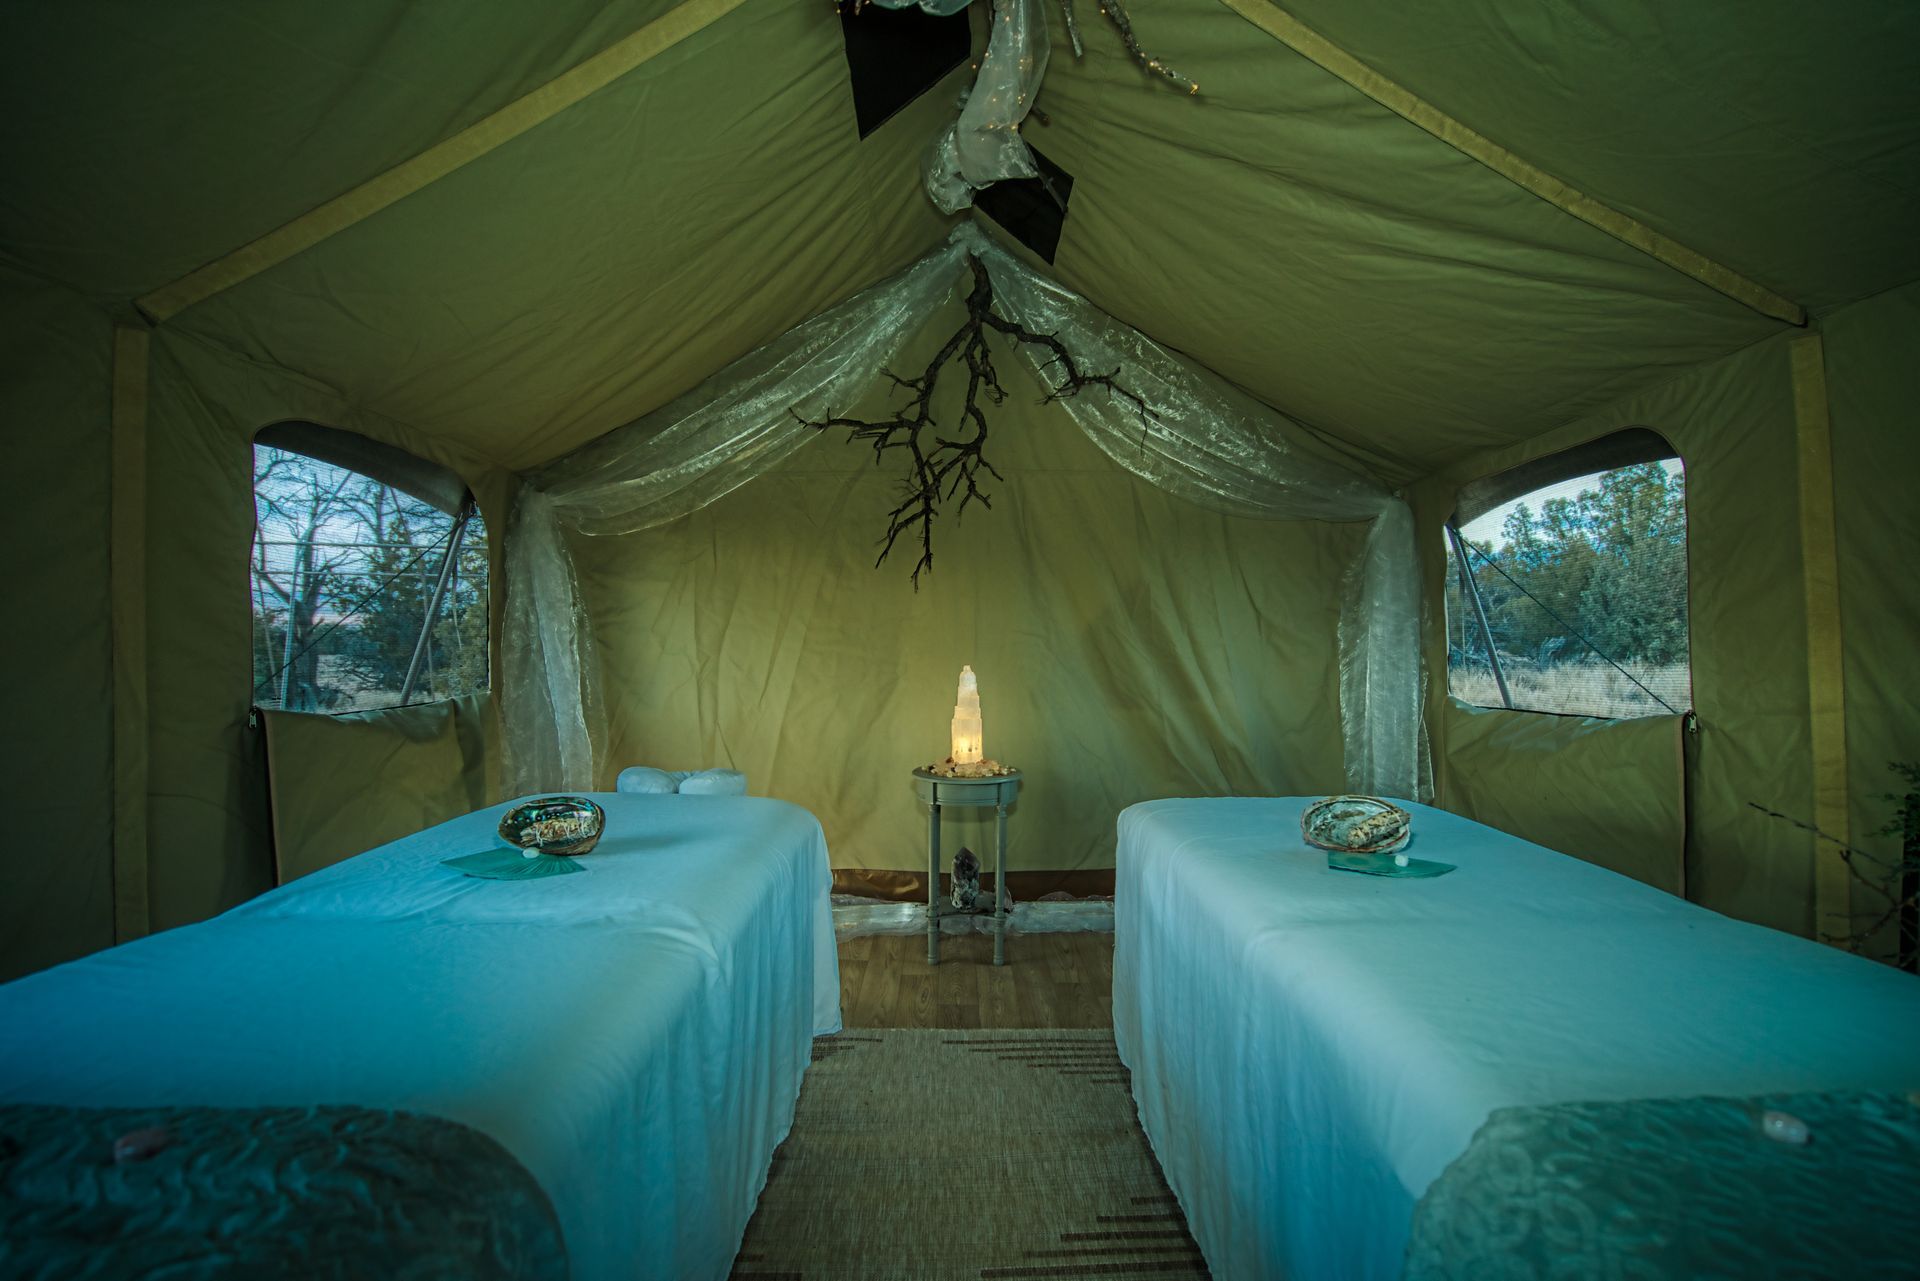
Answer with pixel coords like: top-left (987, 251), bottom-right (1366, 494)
top-left (3, 0), bottom-right (1915, 478)
top-left (1273, 0), bottom-right (1920, 315)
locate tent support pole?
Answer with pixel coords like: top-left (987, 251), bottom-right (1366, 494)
top-left (1447, 522), bottom-right (1511, 709)
top-left (400, 501), bottom-right (472, 705)
top-left (1790, 334), bottom-right (1851, 944)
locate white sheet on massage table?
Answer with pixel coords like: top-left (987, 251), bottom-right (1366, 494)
top-left (1114, 797), bottom-right (1920, 1281)
top-left (0, 793), bottom-right (840, 1281)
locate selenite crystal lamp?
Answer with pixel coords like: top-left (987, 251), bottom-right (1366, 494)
top-left (926, 665), bottom-right (1011, 778)
top-left (951, 665), bottom-right (984, 764)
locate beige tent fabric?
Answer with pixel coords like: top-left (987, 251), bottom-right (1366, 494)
top-left (575, 326), bottom-right (1357, 875)
top-left (1442, 705), bottom-right (1685, 896)
top-left (1, 1), bottom-right (1917, 976)
top-left (261, 696), bottom-right (493, 885)
top-left (1422, 282), bottom-right (1920, 948)
top-left (1268, 0), bottom-right (1920, 314)
top-left (153, 0), bottom-right (961, 470)
top-left (3, 1), bottom-right (1913, 475)
top-left (1212, 0), bottom-right (1803, 326)
top-left (503, 226), bottom-right (1422, 802)
top-left (1419, 333), bottom-right (1821, 936)
top-left (136, 329), bottom-right (514, 933)
top-left (1823, 279), bottom-right (1920, 955)
top-left (136, 0), bottom-right (758, 324)
top-left (110, 327), bottom-right (151, 942)
top-left (2, 0), bottom-right (721, 301)
top-left (1015, 0), bottom-right (1792, 482)
top-left (16, 0), bottom-right (1911, 480)
top-left (0, 266), bottom-right (115, 980)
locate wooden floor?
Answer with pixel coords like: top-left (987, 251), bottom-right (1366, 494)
top-left (836, 932), bottom-right (1114, 1028)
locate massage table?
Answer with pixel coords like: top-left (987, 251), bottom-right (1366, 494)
top-left (0, 793), bottom-right (839, 1281)
top-left (1114, 797), bottom-right (1920, 1280)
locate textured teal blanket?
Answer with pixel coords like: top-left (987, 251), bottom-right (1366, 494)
top-left (1405, 1090), bottom-right (1920, 1280)
top-left (0, 1103), bottom-right (567, 1280)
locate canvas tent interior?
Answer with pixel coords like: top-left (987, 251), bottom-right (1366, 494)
top-left (2, 0), bottom-right (1915, 982)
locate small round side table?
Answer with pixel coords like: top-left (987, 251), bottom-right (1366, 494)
top-left (911, 767), bottom-right (1022, 966)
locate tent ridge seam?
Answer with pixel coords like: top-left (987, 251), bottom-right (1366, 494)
top-left (134, 0), bottom-right (751, 324)
top-left (1214, 0), bottom-right (1808, 327)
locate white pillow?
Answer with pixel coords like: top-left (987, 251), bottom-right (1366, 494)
top-left (615, 766), bottom-right (677, 795)
top-left (676, 768), bottom-right (747, 796)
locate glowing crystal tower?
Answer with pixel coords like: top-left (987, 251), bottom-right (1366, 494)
top-left (950, 665), bottom-right (984, 764)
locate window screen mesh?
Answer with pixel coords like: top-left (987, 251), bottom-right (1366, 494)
top-left (1444, 460), bottom-right (1690, 720)
top-left (251, 445), bottom-right (488, 713)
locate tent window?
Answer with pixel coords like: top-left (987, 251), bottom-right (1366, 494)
top-left (1444, 430), bottom-right (1690, 720)
top-left (250, 429), bottom-right (488, 714)
top-left (976, 144), bottom-right (1073, 263)
top-left (840, 3), bottom-right (971, 139)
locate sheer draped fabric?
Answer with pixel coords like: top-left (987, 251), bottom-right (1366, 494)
top-left (919, 0), bottom-right (1049, 214)
top-left (503, 224), bottom-right (1424, 801)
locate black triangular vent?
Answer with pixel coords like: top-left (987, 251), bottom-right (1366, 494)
top-left (841, 5), bottom-right (972, 139)
top-left (976, 144), bottom-right (1073, 264)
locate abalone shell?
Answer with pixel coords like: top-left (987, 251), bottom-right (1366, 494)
top-left (498, 795), bottom-right (606, 857)
top-left (1300, 795), bottom-right (1412, 855)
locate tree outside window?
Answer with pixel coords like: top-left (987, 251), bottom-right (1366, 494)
top-left (251, 444), bottom-right (488, 713)
top-left (1445, 460), bottom-right (1689, 720)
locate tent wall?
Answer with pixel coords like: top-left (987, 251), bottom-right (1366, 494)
top-left (1441, 708), bottom-right (1686, 895)
top-left (261, 695), bottom-right (495, 885)
top-left (572, 326), bottom-right (1359, 885)
top-left (1417, 333), bottom-right (1812, 933)
top-left (1417, 302), bottom-right (1918, 943)
top-left (0, 1), bottom-right (967, 977)
top-left (1, 1), bottom-right (1910, 977)
top-left (134, 330), bottom-right (513, 934)
top-left (1261, 1), bottom-right (1920, 317)
top-left (992, 0), bottom-right (1790, 485)
top-left (1825, 279), bottom-right (1920, 950)
top-left (0, 267), bottom-right (116, 979)
top-left (151, 0), bottom-right (962, 473)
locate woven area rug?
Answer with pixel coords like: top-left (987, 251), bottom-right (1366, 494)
top-left (730, 1029), bottom-right (1208, 1280)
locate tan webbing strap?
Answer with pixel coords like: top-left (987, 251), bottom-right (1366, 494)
top-left (1790, 334), bottom-right (1850, 942)
top-left (1214, 0), bottom-right (1807, 328)
top-left (137, 0), bottom-right (749, 323)
top-left (111, 326), bottom-right (152, 941)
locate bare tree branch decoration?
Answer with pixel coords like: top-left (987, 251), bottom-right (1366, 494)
top-left (799, 254), bottom-right (1156, 587)
top-left (1058, 0), bottom-right (1084, 57)
top-left (1748, 762), bottom-right (1920, 968)
top-left (1098, 0), bottom-right (1199, 95)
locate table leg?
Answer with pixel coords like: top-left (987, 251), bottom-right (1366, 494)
top-left (994, 799), bottom-right (1009, 967)
top-left (927, 799), bottom-right (941, 966)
